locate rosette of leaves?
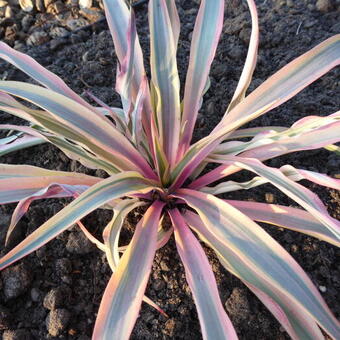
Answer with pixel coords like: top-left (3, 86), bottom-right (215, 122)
top-left (0, 0), bottom-right (339, 339)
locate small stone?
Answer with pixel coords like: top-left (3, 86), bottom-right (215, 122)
top-left (79, 7), bottom-right (103, 22)
top-left (2, 329), bottom-right (32, 340)
top-left (4, 24), bottom-right (17, 41)
top-left (1, 263), bottom-right (32, 300)
top-left (225, 287), bottom-right (250, 325)
top-left (49, 26), bottom-right (68, 38)
top-left (163, 319), bottom-right (176, 337)
top-left (66, 231), bottom-right (94, 254)
top-left (66, 18), bottom-right (89, 31)
top-left (49, 38), bottom-right (67, 50)
top-left (319, 285), bottom-right (327, 292)
top-left (13, 40), bottom-right (25, 51)
top-left (21, 14), bottom-right (33, 32)
top-left (206, 101), bottom-right (215, 115)
top-left (46, 0), bottom-right (64, 14)
top-left (316, 0), bottom-right (332, 12)
top-left (152, 279), bottom-right (165, 291)
top-left (35, 0), bottom-right (44, 11)
top-left (160, 261), bottom-right (170, 272)
top-left (265, 192), bottom-right (275, 203)
top-left (43, 286), bottom-right (71, 310)
top-left (18, 0), bottom-right (33, 12)
top-left (27, 30), bottom-right (49, 46)
top-left (79, 0), bottom-right (92, 9)
top-left (43, 0), bottom-right (53, 8)
top-left (30, 287), bottom-right (42, 302)
top-left (0, 0), bottom-right (8, 6)
top-left (4, 5), bottom-right (13, 18)
top-left (46, 309), bottom-right (70, 336)
top-left (0, 305), bottom-right (12, 330)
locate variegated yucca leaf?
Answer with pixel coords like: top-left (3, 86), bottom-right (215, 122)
top-left (0, 0), bottom-right (339, 339)
top-left (179, 191), bottom-right (339, 339)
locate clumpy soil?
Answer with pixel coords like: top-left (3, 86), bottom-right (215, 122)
top-left (0, 0), bottom-right (340, 339)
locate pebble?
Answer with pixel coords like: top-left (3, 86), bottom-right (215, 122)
top-left (49, 37), bottom-right (68, 50)
top-left (316, 0), bottom-right (332, 12)
top-left (27, 30), bottom-right (49, 46)
top-left (18, 0), bottom-right (33, 12)
top-left (79, 0), bottom-right (91, 9)
top-left (163, 319), bottom-right (176, 337)
top-left (1, 263), bottom-right (32, 300)
top-left (152, 279), bottom-right (165, 291)
top-left (43, 0), bottom-right (54, 8)
top-left (46, 0), bottom-right (65, 14)
top-left (43, 286), bottom-right (71, 310)
top-left (35, 0), bottom-right (44, 12)
top-left (79, 7), bottom-right (103, 22)
top-left (49, 26), bottom-right (69, 38)
top-left (46, 309), bottom-right (70, 336)
top-left (4, 24), bottom-right (17, 41)
top-left (2, 329), bottom-right (32, 340)
top-left (225, 287), bottom-right (250, 325)
top-left (160, 260), bottom-right (170, 272)
top-left (265, 192), bottom-right (275, 203)
top-left (4, 5), bottom-right (13, 18)
top-left (66, 230), bottom-right (94, 254)
top-left (66, 17), bottom-right (89, 31)
top-left (0, 0), bottom-right (7, 6)
top-left (21, 14), bottom-right (33, 32)
top-left (30, 287), bottom-right (42, 302)
top-left (319, 285), bottom-right (327, 292)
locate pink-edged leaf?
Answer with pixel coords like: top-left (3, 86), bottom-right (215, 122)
top-left (92, 201), bottom-right (165, 340)
top-left (85, 93), bottom-right (128, 134)
top-left (279, 165), bottom-right (340, 190)
top-left (0, 42), bottom-right (107, 118)
top-left (223, 126), bottom-right (287, 140)
top-left (0, 164), bottom-right (100, 203)
top-left (169, 209), bottom-right (238, 340)
top-left (227, 0), bottom-right (259, 112)
top-left (103, 0), bottom-right (153, 138)
top-left (0, 134), bottom-right (43, 156)
top-left (200, 165), bottom-right (339, 195)
top-left (6, 183), bottom-right (89, 245)
top-left (172, 35), bottom-right (340, 189)
top-left (0, 81), bottom-right (157, 179)
top-left (115, 9), bottom-right (137, 119)
top-left (131, 76), bottom-right (148, 149)
top-left (0, 172), bottom-right (155, 270)
top-left (217, 34), bottom-right (340, 130)
top-left (208, 156), bottom-right (340, 241)
top-left (171, 102), bottom-right (276, 190)
top-left (102, 0), bottom-right (144, 86)
top-left (165, 0), bottom-right (180, 46)
top-left (103, 199), bottom-right (145, 270)
top-left (179, 0), bottom-right (224, 155)
top-left (149, 0), bottom-right (181, 165)
top-left (177, 191), bottom-right (339, 339)
top-left (238, 114), bottom-right (340, 160)
top-left (201, 176), bottom-right (267, 195)
top-left (226, 200), bottom-right (340, 246)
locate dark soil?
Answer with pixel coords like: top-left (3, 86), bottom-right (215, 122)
top-left (0, 0), bottom-right (339, 339)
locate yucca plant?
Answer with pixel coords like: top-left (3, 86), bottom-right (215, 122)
top-left (0, 0), bottom-right (339, 339)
